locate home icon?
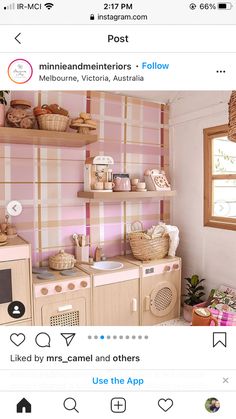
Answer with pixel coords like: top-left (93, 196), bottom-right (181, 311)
top-left (16, 398), bottom-right (32, 413)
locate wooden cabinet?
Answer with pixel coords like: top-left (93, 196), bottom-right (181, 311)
top-left (0, 259), bottom-right (31, 325)
top-left (0, 236), bottom-right (32, 326)
top-left (93, 279), bottom-right (139, 326)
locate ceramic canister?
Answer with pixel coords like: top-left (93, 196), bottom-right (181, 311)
top-left (113, 177), bottom-right (131, 191)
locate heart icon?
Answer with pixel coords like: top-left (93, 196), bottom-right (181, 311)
top-left (10, 333), bottom-right (26, 347)
top-left (158, 398), bottom-right (174, 412)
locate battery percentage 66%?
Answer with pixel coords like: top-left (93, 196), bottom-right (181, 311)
top-left (190, 2), bottom-right (233, 9)
top-left (200, 3), bottom-right (217, 8)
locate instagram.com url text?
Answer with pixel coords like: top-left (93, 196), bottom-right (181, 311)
top-left (97, 14), bottom-right (148, 21)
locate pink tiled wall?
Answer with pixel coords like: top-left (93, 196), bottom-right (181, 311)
top-left (0, 91), bottom-right (170, 265)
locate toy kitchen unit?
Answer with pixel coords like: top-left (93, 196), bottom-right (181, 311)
top-left (0, 236), bottom-right (32, 326)
top-left (77, 258), bottom-right (141, 326)
top-left (77, 255), bottom-right (181, 326)
top-left (33, 265), bottom-right (92, 326)
top-left (123, 255), bottom-right (181, 325)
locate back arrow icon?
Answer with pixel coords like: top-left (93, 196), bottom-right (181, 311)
top-left (15, 33), bottom-right (21, 44)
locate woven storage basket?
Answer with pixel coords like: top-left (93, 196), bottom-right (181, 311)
top-left (37, 114), bottom-right (69, 132)
top-left (128, 221), bottom-right (169, 261)
top-left (228, 91), bottom-right (236, 142)
top-left (49, 250), bottom-right (76, 270)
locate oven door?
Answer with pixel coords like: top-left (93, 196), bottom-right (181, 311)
top-left (0, 259), bottom-right (31, 325)
top-left (41, 297), bottom-right (87, 326)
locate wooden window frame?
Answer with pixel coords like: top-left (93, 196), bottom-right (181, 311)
top-left (204, 124), bottom-right (236, 231)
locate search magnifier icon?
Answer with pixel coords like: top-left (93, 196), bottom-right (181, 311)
top-left (63, 397), bottom-right (79, 413)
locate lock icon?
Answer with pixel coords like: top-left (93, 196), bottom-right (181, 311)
top-left (90, 14), bottom-right (95, 20)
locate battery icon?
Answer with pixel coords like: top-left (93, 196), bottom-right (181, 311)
top-left (218, 2), bottom-right (233, 8)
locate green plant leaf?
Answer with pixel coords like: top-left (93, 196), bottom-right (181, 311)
top-left (191, 275), bottom-right (199, 286)
top-left (186, 279), bottom-right (192, 285)
top-left (184, 298), bottom-right (192, 305)
top-left (184, 274), bottom-right (205, 303)
top-left (198, 278), bottom-right (205, 284)
top-left (0, 91), bottom-right (9, 106)
top-left (194, 286), bottom-right (205, 292)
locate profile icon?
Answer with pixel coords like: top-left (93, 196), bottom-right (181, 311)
top-left (8, 301), bottom-right (25, 319)
top-left (13, 305), bottom-right (20, 315)
top-left (205, 398), bottom-right (220, 413)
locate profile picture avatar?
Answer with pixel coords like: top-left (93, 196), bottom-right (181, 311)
top-left (205, 398), bottom-right (220, 413)
top-left (8, 59), bottom-right (33, 84)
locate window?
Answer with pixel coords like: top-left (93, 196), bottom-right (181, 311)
top-left (204, 124), bottom-right (236, 231)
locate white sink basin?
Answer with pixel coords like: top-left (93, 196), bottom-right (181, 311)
top-left (92, 261), bottom-right (123, 271)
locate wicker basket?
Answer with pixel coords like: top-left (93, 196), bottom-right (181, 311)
top-left (128, 221), bottom-right (169, 261)
top-left (49, 250), bottom-right (76, 270)
top-left (37, 114), bottom-right (69, 132)
top-left (228, 91), bottom-right (236, 142)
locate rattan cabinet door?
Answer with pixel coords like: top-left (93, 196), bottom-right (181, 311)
top-left (41, 297), bottom-right (86, 326)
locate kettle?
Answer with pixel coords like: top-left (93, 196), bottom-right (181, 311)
top-left (113, 177), bottom-right (131, 192)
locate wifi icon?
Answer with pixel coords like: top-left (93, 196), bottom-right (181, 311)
top-left (44, 2), bottom-right (54, 9)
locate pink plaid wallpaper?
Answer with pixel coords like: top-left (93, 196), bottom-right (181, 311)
top-left (0, 91), bottom-right (170, 266)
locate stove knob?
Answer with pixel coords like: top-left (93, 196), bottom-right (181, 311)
top-left (164, 265), bottom-right (171, 272)
top-left (68, 283), bottom-right (75, 290)
top-left (41, 287), bottom-right (48, 295)
top-left (80, 280), bottom-right (88, 288)
top-left (55, 285), bottom-right (62, 293)
top-left (173, 263), bottom-right (179, 270)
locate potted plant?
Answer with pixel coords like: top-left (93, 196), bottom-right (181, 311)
top-left (183, 274), bottom-right (205, 322)
top-left (0, 91), bottom-right (9, 127)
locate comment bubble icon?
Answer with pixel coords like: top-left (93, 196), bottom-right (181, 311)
top-left (35, 332), bottom-right (51, 348)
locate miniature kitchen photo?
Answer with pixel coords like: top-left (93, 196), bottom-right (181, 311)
top-left (0, 90), bottom-right (236, 327)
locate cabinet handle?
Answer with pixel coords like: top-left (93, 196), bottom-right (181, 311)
top-left (58, 304), bottom-right (72, 312)
top-left (164, 265), bottom-right (171, 272)
top-left (173, 263), bottom-right (179, 270)
top-left (144, 296), bottom-right (150, 311)
top-left (131, 298), bottom-right (137, 312)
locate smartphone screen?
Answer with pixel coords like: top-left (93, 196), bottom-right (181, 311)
top-left (0, 0), bottom-right (236, 417)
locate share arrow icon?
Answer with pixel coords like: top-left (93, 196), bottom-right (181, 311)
top-left (61, 333), bottom-right (76, 347)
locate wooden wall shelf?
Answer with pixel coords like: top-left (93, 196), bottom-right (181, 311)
top-left (0, 127), bottom-right (97, 148)
top-left (78, 190), bottom-right (176, 202)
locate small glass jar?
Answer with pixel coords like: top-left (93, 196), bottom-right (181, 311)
top-left (6, 99), bottom-right (35, 129)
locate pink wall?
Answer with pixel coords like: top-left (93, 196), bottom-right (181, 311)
top-left (0, 91), bottom-right (169, 266)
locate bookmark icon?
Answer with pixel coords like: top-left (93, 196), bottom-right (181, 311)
top-left (213, 332), bottom-right (227, 348)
